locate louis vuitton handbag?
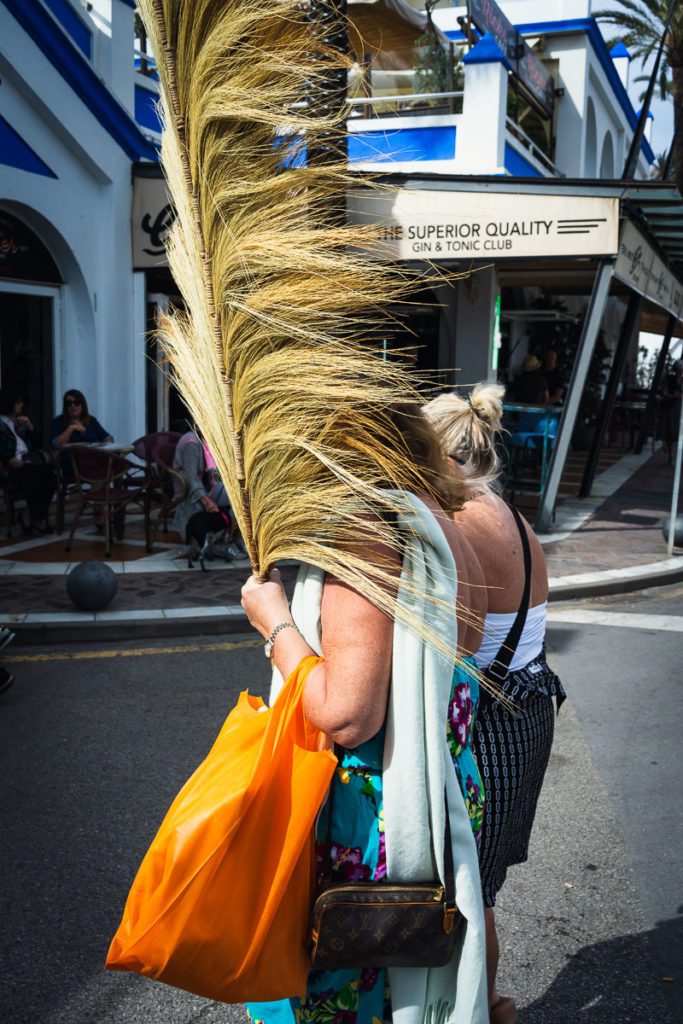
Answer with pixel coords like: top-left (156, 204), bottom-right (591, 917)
top-left (310, 793), bottom-right (461, 970)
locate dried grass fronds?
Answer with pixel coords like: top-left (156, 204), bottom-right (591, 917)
top-left (137, 0), bottom-right (492, 681)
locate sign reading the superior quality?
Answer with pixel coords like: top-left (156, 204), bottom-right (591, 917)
top-left (348, 189), bottom-right (619, 260)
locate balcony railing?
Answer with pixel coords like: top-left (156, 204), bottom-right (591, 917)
top-left (505, 117), bottom-right (562, 177)
top-left (347, 91), bottom-right (463, 119)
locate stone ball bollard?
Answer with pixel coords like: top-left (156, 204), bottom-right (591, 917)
top-left (66, 561), bottom-right (118, 611)
top-left (661, 514), bottom-right (683, 548)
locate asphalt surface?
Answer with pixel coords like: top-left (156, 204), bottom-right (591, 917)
top-left (1, 585), bottom-right (681, 1023)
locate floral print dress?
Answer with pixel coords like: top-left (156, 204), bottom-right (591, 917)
top-left (246, 657), bottom-right (484, 1024)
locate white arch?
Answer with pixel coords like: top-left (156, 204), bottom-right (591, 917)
top-left (600, 131), bottom-right (615, 178)
top-left (585, 99), bottom-right (597, 177)
top-left (0, 200), bottom-right (96, 409)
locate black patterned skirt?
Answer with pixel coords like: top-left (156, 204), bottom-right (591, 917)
top-left (472, 650), bottom-right (565, 907)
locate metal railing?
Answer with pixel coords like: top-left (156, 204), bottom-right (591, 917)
top-left (505, 117), bottom-right (562, 177)
top-left (347, 90), bottom-right (464, 119)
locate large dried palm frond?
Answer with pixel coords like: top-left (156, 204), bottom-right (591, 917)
top-left (137, 0), bottom-right (470, 649)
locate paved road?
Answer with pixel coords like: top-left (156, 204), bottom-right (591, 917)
top-left (1, 585), bottom-right (681, 1023)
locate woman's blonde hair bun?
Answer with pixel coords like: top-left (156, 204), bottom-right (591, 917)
top-left (468, 382), bottom-right (505, 431)
top-left (424, 381), bottom-right (506, 496)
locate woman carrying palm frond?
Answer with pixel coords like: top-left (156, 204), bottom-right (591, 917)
top-left (135, 1), bottom-right (492, 1020)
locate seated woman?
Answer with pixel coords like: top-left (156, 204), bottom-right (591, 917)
top-left (172, 429), bottom-right (243, 554)
top-left (51, 390), bottom-right (112, 450)
top-left (0, 389), bottom-right (57, 534)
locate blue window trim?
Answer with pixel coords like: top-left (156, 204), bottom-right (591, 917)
top-left (0, 114), bottom-right (58, 178)
top-left (42, 0), bottom-right (91, 57)
top-left (1, 0), bottom-right (158, 162)
top-left (349, 126), bottom-right (457, 164)
top-left (445, 16), bottom-right (655, 165)
top-left (135, 83), bottom-right (162, 135)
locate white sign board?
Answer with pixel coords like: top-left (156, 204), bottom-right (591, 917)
top-left (348, 189), bottom-right (619, 260)
top-left (132, 174), bottom-right (174, 269)
top-left (614, 219), bottom-right (683, 320)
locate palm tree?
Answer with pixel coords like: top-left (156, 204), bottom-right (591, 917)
top-left (651, 148), bottom-right (676, 178)
top-left (595, 0), bottom-right (682, 192)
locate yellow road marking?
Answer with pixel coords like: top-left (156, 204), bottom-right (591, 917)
top-left (5, 637), bottom-right (261, 664)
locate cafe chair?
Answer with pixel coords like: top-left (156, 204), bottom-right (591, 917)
top-left (63, 446), bottom-right (147, 559)
top-left (149, 437), bottom-right (187, 548)
top-left (131, 432), bottom-right (183, 550)
top-left (0, 472), bottom-right (23, 538)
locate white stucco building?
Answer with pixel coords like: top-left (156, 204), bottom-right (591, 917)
top-left (0, 0), bottom-right (677, 488)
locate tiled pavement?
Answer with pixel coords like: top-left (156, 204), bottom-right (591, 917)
top-left (543, 450), bottom-right (680, 578)
top-left (1, 446), bottom-right (681, 626)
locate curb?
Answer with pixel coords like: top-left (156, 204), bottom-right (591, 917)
top-left (8, 556), bottom-right (683, 645)
top-left (548, 556), bottom-right (683, 601)
top-left (8, 607), bottom-right (251, 647)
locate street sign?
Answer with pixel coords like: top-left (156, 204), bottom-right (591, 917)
top-left (467, 0), bottom-right (555, 114)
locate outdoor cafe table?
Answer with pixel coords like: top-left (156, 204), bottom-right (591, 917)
top-left (502, 403), bottom-right (562, 498)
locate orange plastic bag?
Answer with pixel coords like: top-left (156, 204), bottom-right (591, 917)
top-left (106, 656), bottom-right (336, 1002)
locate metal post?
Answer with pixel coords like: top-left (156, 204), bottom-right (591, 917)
top-left (579, 293), bottom-right (642, 497)
top-left (621, 0), bottom-right (677, 179)
top-left (308, 1), bottom-right (349, 165)
top-left (535, 258), bottom-right (615, 532)
top-left (667, 391), bottom-right (683, 556)
top-left (634, 314), bottom-right (675, 454)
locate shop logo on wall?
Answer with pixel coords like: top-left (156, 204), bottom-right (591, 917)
top-left (132, 174), bottom-right (175, 269)
top-left (348, 189), bottom-right (619, 260)
top-left (141, 204), bottom-right (175, 257)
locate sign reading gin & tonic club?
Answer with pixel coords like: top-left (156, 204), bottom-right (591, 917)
top-left (348, 190), bottom-right (619, 260)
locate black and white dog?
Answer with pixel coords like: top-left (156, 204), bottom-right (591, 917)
top-left (185, 510), bottom-right (230, 571)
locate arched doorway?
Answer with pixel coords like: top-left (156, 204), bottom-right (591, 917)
top-left (600, 131), bottom-right (615, 178)
top-left (0, 209), bottom-right (62, 446)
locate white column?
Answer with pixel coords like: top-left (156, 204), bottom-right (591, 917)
top-left (132, 272), bottom-right (148, 439)
top-left (110, 0), bottom-right (135, 114)
top-left (455, 49), bottom-right (508, 175)
top-left (610, 42), bottom-right (631, 91)
top-left (454, 267), bottom-right (498, 387)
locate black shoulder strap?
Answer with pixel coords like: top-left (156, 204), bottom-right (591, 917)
top-left (487, 505), bottom-right (532, 682)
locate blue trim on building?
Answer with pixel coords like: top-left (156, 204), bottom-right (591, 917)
top-left (42, 0), bottom-right (91, 56)
top-left (119, 0), bottom-right (137, 8)
top-left (445, 16), bottom-right (654, 166)
top-left (349, 126), bottom-right (457, 164)
top-left (135, 84), bottom-right (161, 135)
top-left (462, 33), bottom-right (512, 72)
top-left (513, 17), bottom-right (654, 164)
top-left (0, 114), bottom-right (58, 178)
top-left (1, 0), bottom-right (158, 162)
top-left (504, 142), bottom-right (542, 178)
top-left (610, 41), bottom-right (630, 59)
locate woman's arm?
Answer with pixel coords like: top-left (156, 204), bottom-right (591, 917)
top-left (0, 425), bottom-right (17, 467)
top-left (92, 418), bottom-right (113, 443)
top-left (242, 553), bottom-right (397, 748)
top-left (52, 419), bottom-right (85, 447)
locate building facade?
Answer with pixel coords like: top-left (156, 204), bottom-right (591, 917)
top-left (0, 0), bottom-right (671, 457)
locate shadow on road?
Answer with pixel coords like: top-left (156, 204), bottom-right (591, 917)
top-left (522, 907), bottom-right (683, 1023)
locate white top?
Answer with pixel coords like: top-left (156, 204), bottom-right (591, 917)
top-left (475, 601), bottom-right (548, 672)
top-left (1, 416), bottom-right (28, 460)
